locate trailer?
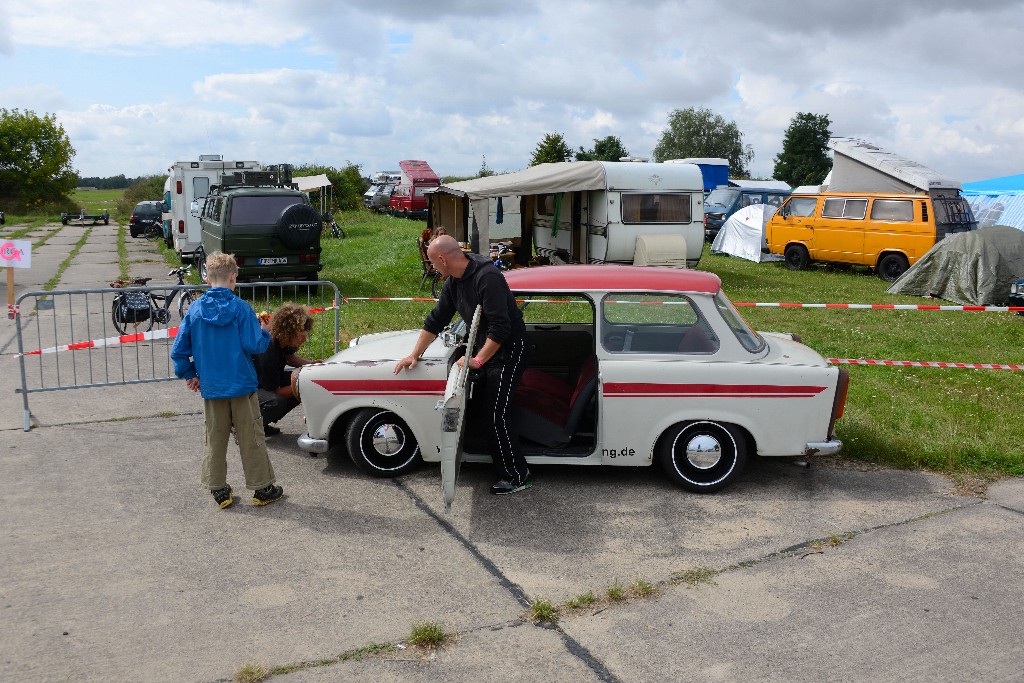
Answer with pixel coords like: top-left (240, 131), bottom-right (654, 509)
top-left (60, 209), bottom-right (109, 225)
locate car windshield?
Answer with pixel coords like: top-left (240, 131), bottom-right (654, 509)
top-left (714, 292), bottom-right (765, 353)
top-left (134, 204), bottom-right (161, 217)
top-left (229, 196), bottom-right (304, 225)
top-left (706, 188), bottom-right (739, 208)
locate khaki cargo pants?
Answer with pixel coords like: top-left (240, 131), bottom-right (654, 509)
top-left (202, 392), bottom-right (276, 491)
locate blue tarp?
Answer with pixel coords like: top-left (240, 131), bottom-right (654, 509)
top-left (962, 173), bottom-right (1024, 231)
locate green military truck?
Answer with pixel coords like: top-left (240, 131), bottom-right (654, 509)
top-left (195, 168), bottom-right (324, 282)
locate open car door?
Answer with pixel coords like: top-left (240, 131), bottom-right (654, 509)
top-left (439, 306), bottom-right (482, 512)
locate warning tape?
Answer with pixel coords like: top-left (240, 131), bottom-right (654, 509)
top-left (335, 296), bottom-right (1024, 312)
top-left (17, 326), bottom-right (180, 357)
top-left (829, 358), bottom-right (1024, 371)
top-left (736, 302), bottom-right (1024, 312)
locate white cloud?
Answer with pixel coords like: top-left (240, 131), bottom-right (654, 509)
top-left (3, 0), bottom-right (1022, 182)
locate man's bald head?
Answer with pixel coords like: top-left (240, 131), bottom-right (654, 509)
top-left (427, 234), bottom-right (461, 259)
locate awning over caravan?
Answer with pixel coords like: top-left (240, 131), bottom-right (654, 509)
top-left (436, 162), bottom-right (610, 200)
top-left (293, 174), bottom-right (332, 192)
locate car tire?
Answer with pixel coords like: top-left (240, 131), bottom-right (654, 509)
top-left (130, 227), bottom-right (139, 238)
top-left (658, 420), bottom-right (747, 493)
top-left (277, 204), bottom-right (322, 250)
top-left (877, 253), bottom-right (909, 282)
top-left (195, 249), bottom-right (208, 284)
top-left (784, 244), bottom-right (810, 271)
top-left (345, 408), bottom-right (422, 477)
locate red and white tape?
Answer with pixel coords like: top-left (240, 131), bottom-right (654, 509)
top-left (17, 326), bottom-right (180, 357)
top-left (829, 358), bottom-right (1024, 371)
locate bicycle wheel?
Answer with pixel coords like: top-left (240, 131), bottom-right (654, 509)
top-left (178, 289), bottom-right (200, 319)
top-left (111, 296), bottom-right (154, 336)
top-left (145, 223), bottom-right (161, 240)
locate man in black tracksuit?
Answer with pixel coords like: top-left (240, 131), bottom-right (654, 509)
top-left (394, 235), bottom-right (532, 495)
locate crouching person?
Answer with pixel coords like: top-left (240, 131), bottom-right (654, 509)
top-left (255, 303), bottom-right (319, 436)
top-left (170, 251), bottom-right (284, 508)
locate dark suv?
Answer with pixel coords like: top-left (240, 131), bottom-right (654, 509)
top-left (129, 200), bottom-right (164, 238)
top-left (196, 170), bottom-right (323, 282)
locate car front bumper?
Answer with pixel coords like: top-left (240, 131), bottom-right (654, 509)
top-left (297, 433), bottom-right (329, 454)
top-left (804, 439), bottom-right (843, 456)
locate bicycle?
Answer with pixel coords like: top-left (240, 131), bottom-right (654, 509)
top-left (323, 209), bottom-right (346, 239)
top-left (110, 265), bottom-right (202, 335)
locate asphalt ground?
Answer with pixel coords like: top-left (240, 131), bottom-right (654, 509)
top-left (1, 220), bottom-right (1022, 683)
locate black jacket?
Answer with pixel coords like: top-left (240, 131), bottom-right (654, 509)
top-left (423, 253), bottom-right (526, 357)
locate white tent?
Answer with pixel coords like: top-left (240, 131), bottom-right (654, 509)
top-left (293, 174), bottom-right (334, 216)
top-left (709, 204), bottom-right (782, 262)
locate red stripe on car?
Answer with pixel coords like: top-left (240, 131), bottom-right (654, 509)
top-left (603, 383), bottom-right (827, 398)
top-left (312, 379), bottom-right (447, 396)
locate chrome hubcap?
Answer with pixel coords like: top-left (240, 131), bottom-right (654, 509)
top-left (371, 423), bottom-right (404, 456)
top-left (685, 434), bottom-right (722, 469)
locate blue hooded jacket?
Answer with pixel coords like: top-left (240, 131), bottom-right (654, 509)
top-left (171, 287), bottom-right (270, 400)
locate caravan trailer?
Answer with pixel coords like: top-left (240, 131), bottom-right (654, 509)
top-left (428, 161), bottom-right (705, 267)
top-left (166, 156), bottom-right (262, 262)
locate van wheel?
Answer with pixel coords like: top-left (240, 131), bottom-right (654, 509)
top-left (784, 244), bottom-right (809, 271)
top-left (658, 421), bottom-right (747, 493)
top-left (877, 253), bottom-right (909, 282)
top-left (195, 249), bottom-right (208, 283)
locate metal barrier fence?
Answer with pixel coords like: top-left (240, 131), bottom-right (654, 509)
top-left (13, 281), bottom-right (340, 431)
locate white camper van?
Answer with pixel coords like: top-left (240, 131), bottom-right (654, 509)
top-left (428, 161), bottom-right (705, 268)
top-left (166, 156), bottom-right (261, 262)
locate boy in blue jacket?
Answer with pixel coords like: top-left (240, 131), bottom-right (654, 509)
top-left (171, 252), bottom-right (283, 508)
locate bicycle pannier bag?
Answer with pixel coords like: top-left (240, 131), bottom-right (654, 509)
top-left (117, 291), bottom-right (151, 324)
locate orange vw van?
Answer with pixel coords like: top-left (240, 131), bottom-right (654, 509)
top-left (765, 191), bottom-right (976, 281)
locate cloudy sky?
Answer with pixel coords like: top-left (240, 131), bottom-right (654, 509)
top-left (2, 0), bottom-right (1023, 183)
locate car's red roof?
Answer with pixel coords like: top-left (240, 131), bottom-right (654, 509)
top-left (503, 265), bottom-right (721, 293)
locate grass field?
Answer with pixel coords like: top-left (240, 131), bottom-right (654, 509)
top-left (305, 210), bottom-right (1024, 479)
top-left (86, 193), bottom-right (1016, 481)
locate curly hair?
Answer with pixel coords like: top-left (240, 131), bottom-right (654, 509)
top-left (269, 303), bottom-right (313, 343)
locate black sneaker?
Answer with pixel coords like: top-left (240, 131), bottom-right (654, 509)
top-left (252, 484), bottom-right (284, 506)
top-left (212, 485), bottom-right (233, 509)
top-left (263, 424), bottom-right (281, 436)
top-left (490, 478), bottom-right (533, 495)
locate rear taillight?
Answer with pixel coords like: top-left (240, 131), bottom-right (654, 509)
top-left (235, 256), bottom-right (245, 267)
top-left (176, 181), bottom-right (182, 194)
top-left (828, 368), bottom-right (850, 437)
top-left (299, 253), bottom-right (318, 263)
top-left (177, 220), bottom-right (184, 233)
top-left (704, 215), bottom-right (708, 227)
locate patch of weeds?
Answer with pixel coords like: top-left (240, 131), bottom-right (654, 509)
top-left (338, 642), bottom-right (398, 662)
top-left (564, 590), bottom-right (596, 609)
top-left (408, 621), bottom-right (452, 649)
top-left (530, 598), bottom-right (559, 623)
top-left (671, 566), bottom-right (720, 587)
top-left (156, 411), bottom-right (178, 418)
top-left (631, 579), bottom-right (656, 597)
top-left (117, 222), bottom-right (130, 280)
top-left (233, 662), bottom-right (269, 683)
top-left (607, 579), bottom-right (626, 601)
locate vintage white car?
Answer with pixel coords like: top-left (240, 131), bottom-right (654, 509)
top-left (295, 265), bottom-right (848, 506)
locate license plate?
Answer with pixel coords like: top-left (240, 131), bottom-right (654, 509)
top-left (258, 257), bottom-right (288, 265)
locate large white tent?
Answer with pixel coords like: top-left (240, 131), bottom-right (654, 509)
top-left (709, 204), bottom-right (782, 262)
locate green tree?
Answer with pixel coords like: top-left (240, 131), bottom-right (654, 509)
top-left (115, 174), bottom-right (167, 216)
top-left (773, 112), bottom-right (832, 186)
top-left (576, 136), bottom-right (630, 162)
top-left (478, 155), bottom-right (495, 178)
top-left (651, 107), bottom-right (753, 177)
top-left (0, 108), bottom-right (77, 211)
top-left (529, 133), bottom-right (574, 166)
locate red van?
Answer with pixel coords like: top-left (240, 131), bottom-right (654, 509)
top-left (389, 160), bottom-right (440, 219)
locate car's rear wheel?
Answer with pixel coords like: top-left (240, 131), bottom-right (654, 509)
top-left (877, 253), bottom-right (909, 282)
top-left (658, 421), bottom-right (747, 493)
top-left (195, 249), bottom-right (208, 283)
top-left (784, 244), bottom-right (809, 271)
top-left (346, 408), bottom-right (422, 476)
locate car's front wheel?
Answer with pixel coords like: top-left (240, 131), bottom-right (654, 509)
top-left (877, 253), bottom-right (909, 282)
top-left (784, 244), bottom-right (809, 271)
top-left (345, 409), bottom-right (422, 476)
top-left (658, 421), bottom-right (747, 493)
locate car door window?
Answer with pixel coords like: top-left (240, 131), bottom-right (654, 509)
top-left (601, 293), bottom-right (718, 354)
top-left (784, 196), bottom-right (818, 217)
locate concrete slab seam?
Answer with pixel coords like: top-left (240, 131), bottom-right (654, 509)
top-left (393, 478), bottom-right (625, 683)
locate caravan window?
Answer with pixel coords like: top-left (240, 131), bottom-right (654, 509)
top-left (870, 199), bottom-right (914, 222)
top-left (621, 193), bottom-right (692, 224)
top-left (537, 194), bottom-right (559, 216)
top-left (193, 177), bottom-right (211, 201)
top-left (822, 198), bottom-right (868, 219)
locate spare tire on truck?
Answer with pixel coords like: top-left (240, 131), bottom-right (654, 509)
top-left (277, 204), bottom-right (322, 250)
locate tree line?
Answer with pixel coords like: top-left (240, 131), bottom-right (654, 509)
top-left (2, 106), bottom-right (832, 215)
